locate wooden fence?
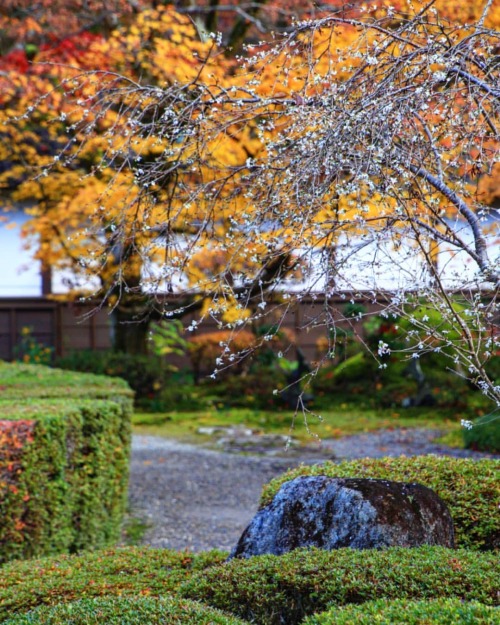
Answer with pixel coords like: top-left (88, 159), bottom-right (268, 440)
top-left (0, 295), bottom-right (378, 365)
top-left (0, 298), bottom-right (112, 361)
top-left (1, 294), bottom-right (496, 371)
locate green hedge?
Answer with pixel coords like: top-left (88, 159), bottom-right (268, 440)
top-left (304, 599), bottom-right (499, 625)
top-left (2, 596), bottom-right (248, 625)
top-left (260, 456), bottom-right (500, 550)
top-left (0, 547), bottom-right (227, 620)
top-left (180, 547), bottom-right (499, 625)
top-left (0, 362), bottom-right (133, 564)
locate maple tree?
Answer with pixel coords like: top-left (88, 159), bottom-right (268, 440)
top-left (0, 5), bottom-right (240, 351)
top-left (0, 0), bottom-right (147, 55)
top-left (1, 2), bottom-right (500, 411)
top-left (0, 1), bottom-right (327, 352)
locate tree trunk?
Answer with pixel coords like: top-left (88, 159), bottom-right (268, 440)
top-left (112, 305), bottom-right (150, 354)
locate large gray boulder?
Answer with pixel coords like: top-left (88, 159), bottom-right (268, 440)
top-left (230, 476), bottom-right (454, 558)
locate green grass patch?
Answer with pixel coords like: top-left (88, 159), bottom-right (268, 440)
top-left (0, 547), bottom-right (227, 620)
top-left (433, 426), bottom-right (464, 448)
top-left (304, 599), bottom-right (499, 625)
top-left (2, 596), bottom-right (249, 625)
top-left (180, 546), bottom-right (500, 625)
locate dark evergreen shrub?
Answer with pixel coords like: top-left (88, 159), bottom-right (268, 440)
top-left (180, 547), bottom-right (499, 625)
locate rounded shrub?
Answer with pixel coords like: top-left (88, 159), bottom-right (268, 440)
top-left (179, 546), bottom-right (499, 625)
top-left (463, 413), bottom-right (500, 454)
top-left (260, 456), bottom-right (499, 550)
top-left (330, 352), bottom-right (378, 384)
top-left (303, 599), bottom-right (500, 625)
top-left (0, 547), bottom-right (227, 620)
top-left (2, 595), bottom-right (248, 625)
top-left (209, 368), bottom-right (288, 409)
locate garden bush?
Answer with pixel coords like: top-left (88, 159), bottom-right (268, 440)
top-left (303, 599), bottom-right (499, 625)
top-left (0, 547), bottom-right (227, 619)
top-left (311, 351), bottom-right (476, 410)
top-left (1, 596), bottom-right (248, 625)
top-left (0, 362), bottom-right (133, 564)
top-left (188, 330), bottom-right (257, 381)
top-left (311, 301), bottom-right (488, 410)
top-left (151, 380), bottom-right (216, 412)
top-left (260, 456), bottom-right (499, 550)
top-left (208, 368), bottom-right (289, 409)
top-left (55, 350), bottom-right (164, 403)
top-left (180, 547), bottom-right (499, 625)
top-left (463, 413), bottom-right (500, 455)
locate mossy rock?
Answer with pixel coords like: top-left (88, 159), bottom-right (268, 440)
top-left (260, 456), bottom-right (499, 550)
top-left (463, 413), bottom-right (500, 455)
top-left (0, 547), bottom-right (227, 620)
top-left (180, 546), bottom-right (499, 625)
top-left (304, 599), bottom-right (499, 624)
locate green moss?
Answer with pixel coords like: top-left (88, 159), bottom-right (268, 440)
top-left (180, 547), bottom-right (499, 625)
top-left (2, 595), bottom-right (248, 625)
top-left (260, 456), bottom-right (499, 550)
top-left (0, 547), bottom-right (227, 620)
top-left (304, 599), bottom-right (499, 624)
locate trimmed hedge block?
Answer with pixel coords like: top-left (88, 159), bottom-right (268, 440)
top-left (0, 362), bottom-right (133, 564)
top-left (0, 362), bottom-right (134, 402)
top-left (0, 547), bottom-right (227, 620)
top-left (304, 599), bottom-right (500, 625)
top-left (2, 596), bottom-right (249, 625)
top-left (180, 547), bottom-right (500, 625)
top-left (260, 456), bottom-right (500, 550)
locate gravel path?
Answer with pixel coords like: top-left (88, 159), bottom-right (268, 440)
top-left (127, 429), bottom-right (498, 553)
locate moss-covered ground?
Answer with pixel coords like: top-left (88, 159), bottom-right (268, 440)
top-left (132, 402), bottom-right (465, 447)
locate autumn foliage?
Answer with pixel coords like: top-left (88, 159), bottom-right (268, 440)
top-left (2, 1), bottom-right (499, 303)
top-left (0, 1), bottom-right (499, 403)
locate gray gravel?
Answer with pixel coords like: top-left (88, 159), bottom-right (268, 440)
top-left (127, 429), bottom-right (498, 553)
